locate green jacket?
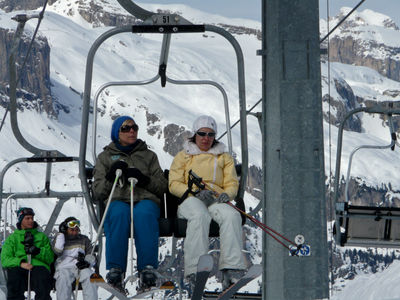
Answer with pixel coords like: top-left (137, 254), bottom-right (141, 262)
top-left (1, 224), bottom-right (54, 271)
top-left (93, 140), bottom-right (168, 205)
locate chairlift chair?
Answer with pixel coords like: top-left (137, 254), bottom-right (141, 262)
top-left (334, 101), bottom-right (400, 248)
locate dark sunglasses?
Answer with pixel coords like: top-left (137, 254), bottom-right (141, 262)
top-left (196, 131), bottom-right (216, 137)
top-left (120, 124), bottom-right (138, 133)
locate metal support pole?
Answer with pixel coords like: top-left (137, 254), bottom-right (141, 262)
top-left (262, 0), bottom-right (329, 298)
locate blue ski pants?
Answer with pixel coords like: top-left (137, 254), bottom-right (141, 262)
top-left (104, 200), bottom-right (160, 272)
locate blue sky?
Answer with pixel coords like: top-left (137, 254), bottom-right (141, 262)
top-left (137, 1), bottom-right (400, 26)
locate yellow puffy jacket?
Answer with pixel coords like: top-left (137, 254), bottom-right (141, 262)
top-left (169, 140), bottom-right (238, 201)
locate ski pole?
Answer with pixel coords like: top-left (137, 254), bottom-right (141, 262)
top-left (190, 170), bottom-right (298, 250)
top-left (27, 254), bottom-right (32, 300)
top-left (75, 270), bottom-right (80, 299)
top-left (91, 168), bottom-right (123, 255)
top-left (128, 177), bottom-right (138, 285)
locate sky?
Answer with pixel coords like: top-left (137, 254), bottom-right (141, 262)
top-left (137, 0), bottom-right (400, 27)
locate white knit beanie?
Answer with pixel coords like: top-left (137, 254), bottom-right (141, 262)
top-left (192, 115), bottom-right (217, 134)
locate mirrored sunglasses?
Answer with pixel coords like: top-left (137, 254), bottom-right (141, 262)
top-left (67, 220), bottom-right (80, 229)
top-left (120, 124), bottom-right (139, 133)
top-left (196, 131), bottom-right (216, 137)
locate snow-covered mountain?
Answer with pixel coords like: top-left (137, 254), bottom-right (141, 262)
top-left (1, 1), bottom-right (400, 298)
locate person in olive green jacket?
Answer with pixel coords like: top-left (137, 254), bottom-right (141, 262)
top-left (93, 116), bottom-right (168, 293)
top-left (1, 207), bottom-right (54, 300)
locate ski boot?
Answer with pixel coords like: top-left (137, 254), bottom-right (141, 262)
top-left (221, 269), bottom-right (245, 290)
top-left (106, 267), bottom-right (127, 295)
top-left (138, 265), bottom-right (157, 292)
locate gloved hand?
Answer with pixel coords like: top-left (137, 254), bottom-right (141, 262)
top-left (22, 231), bottom-right (34, 247)
top-left (76, 260), bottom-right (90, 270)
top-left (76, 252), bottom-right (90, 270)
top-left (22, 232), bottom-right (40, 256)
top-left (105, 161), bottom-right (128, 182)
top-left (25, 245), bottom-right (41, 256)
top-left (196, 190), bottom-right (216, 206)
top-left (125, 168), bottom-right (150, 187)
top-left (217, 193), bottom-right (230, 203)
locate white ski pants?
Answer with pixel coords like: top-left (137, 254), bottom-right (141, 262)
top-left (178, 196), bottom-right (246, 277)
top-left (54, 267), bottom-right (98, 300)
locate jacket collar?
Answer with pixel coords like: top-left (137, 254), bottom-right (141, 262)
top-left (183, 140), bottom-right (226, 155)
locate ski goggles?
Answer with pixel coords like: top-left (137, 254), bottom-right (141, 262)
top-left (196, 131), bottom-right (216, 138)
top-left (67, 220), bottom-right (80, 229)
top-left (120, 124), bottom-right (139, 133)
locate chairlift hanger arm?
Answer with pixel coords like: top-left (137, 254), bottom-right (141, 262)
top-left (343, 115), bottom-right (396, 203)
top-left (333, 102), bottom-right (400, 204)
top-left (116, 0), bottom-right (153, 21)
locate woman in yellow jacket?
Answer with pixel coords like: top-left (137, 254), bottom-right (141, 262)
top-left (169, 115), bottom-right (246, 290)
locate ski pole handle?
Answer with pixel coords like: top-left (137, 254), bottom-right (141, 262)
top-left (128, 177), bottom-right (138, 187)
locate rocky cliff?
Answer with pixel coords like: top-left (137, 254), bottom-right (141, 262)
top-left (0, 27), bottom-right (55, 116)
top-left (329, 36), bottom-right (400, 82)
top-left (326, 9), bottom-right (400, 83)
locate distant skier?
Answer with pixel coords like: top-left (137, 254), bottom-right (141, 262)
top-left (169, 115), bottom-right (246, 290)
top-left (0, 207), bottom-right (54, 300)
top-left (52, 217), bottom-right (98, 300)
top-left (93, 116), bottom-right (168, 293)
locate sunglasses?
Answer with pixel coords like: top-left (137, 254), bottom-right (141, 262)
top-left (120, 124), bottom-right (138, 133)
top-left (196, 131), bottom-right (216, 137)
top-left (67, 220), bottom-right (80, 229)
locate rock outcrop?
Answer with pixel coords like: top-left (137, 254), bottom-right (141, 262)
top-left (0, 28), bottom-right (54, 116)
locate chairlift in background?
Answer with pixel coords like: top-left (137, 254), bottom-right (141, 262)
top-left (334, 101), bottom-right (400, 248)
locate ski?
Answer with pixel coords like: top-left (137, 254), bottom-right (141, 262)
top-left (92, 280), bottom-right (129, 300)
top-left (132, 280), bottom-right (175, 299)
top-left (217, 265), bottom-right (262, 300)
top-left (191, 254), bottom-right (214, 300)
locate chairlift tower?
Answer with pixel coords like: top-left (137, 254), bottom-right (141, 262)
top-left (261, 0), bottom-right (329, 299)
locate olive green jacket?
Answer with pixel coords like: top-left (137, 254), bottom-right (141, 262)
top-left (93, 140), bottom-right (168, 205)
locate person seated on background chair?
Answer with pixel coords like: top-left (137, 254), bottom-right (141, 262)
top-left (52, 217), bottom-right (97, 300)
top-left (169, 115), bottom-right (246, 291)
top-left (92, 115), bottom-right (168, 293)
top-left (1, 207), bottom-right (54, 300)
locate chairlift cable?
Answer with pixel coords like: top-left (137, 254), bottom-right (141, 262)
top-left (0, 0), bottom-right (49, 133)
top-left (218, 98), bottom-right (262, 140)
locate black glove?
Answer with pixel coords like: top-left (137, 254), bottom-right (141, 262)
top-left (76, 252), bottom-right (90, 270)
top-left (22, 231), bottom-right (34, 247)
top-left (196, 190), bottom-right (216, 206)
top-left (21, 232), bottom-right (40, 256)
top-left (76, 260), bottom-right (90, 270)
top-left (125, 168), bottom-right (150, 187)
top-left (217, 193), bottom-right (230, 203)
top-left (25, 245), bottom-right (40, 256)
top-left (105, 161), bottom-right (128, 182)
